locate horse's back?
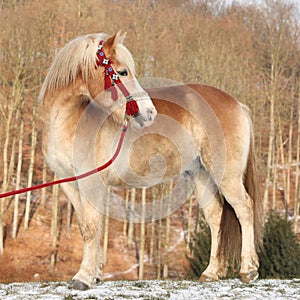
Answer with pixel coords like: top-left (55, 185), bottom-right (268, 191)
top-left (187, 84), bottom-right (240, 112)
top-left (147, 83), bottom-right (249, 136)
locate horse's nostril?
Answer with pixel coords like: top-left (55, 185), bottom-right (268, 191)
top-left (147, 107), bottom-right (157, 121)
top-left (147, 109), bottom-right (153, 121)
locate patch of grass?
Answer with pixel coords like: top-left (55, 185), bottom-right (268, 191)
top-left (5, 285), bottom-right (17, 295)
top-left (40, 282), bottom-right (51, 288)
top-left (142, 296), bottom-right (170, 300)
top-left (132, 281), bottom-right (150, 289)
top-left (290, 279), bottom-right (300, 286)
top-left (114, 293), bottom-right (133, 299)
top-left (64, 295), bottom-right (75, 300)
top-left (263, 284), bottom-right (274, 291)
top-left (277, 289), bottom-right (286, 294)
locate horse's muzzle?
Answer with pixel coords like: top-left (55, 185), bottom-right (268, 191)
top-left (133, 106), bottom-right (157, 128)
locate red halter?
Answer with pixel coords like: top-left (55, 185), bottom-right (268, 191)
top-left (95, 40), bottom-right (139, 117)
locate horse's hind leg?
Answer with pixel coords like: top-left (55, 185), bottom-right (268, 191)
top-left (220, 179), bottom-right (259, 283)
top-left (191, 168), bottom-right (226, 282)
top-left (60, 183), bottom-right (103, 290)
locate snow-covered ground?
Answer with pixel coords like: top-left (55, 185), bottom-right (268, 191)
top-left (0, 279), bottom-right (300, 300)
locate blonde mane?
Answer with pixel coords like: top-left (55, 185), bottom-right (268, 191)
top-left (38, 32), bottom-right (135, 102)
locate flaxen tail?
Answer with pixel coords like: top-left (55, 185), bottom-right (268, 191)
top-left (218, 106), bottom-right (263, 273)
top-left (244, 118), bottom-right (263, 250)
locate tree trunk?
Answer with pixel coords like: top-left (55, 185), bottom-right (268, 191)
top-left (40, 159), bottom-right (48, 208)
top-left (24, 104), bottom-right (38, 230)
top-left (278, 117), bottom-right (288, 219)
top-left (285, 104), bottom-right (293, 218)
top-left (186, 191), bottom-right (194, 250)
top-left (66, 200), bottom-right (73, 237)
top-left (50, 174), bottom-right (59, 269)
top-left (139, 187), bottom-right (146, 280)
top-left (127, 188), bottom-right (135, 249)
top-left (0, 198), bottom-right (5, 255)
top-left (12, 108), bottom-right (24, 239)
top-left (0, 97), bottom-right (17, 253)
top-left (163, 180), bottom-right (172, 279)
top-left (149, 186), bottom-right (158, 264)
top-left (103, 186), bottom-right (110, 265)
top-left (123, 189), bottom-right (129, 236)
top-left (157, 189), bottom-right (163, 279)
top-left (271, 146), bottom-right (280, 210)
top-left (263, 77), bottom-right (275, 214)
top-left (294, 85), bottom-right (300, 233)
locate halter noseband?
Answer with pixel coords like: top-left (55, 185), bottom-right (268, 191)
top-left (95, 40), bottom-right (139, 118)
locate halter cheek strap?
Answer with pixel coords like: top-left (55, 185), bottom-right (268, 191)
top-left (95, 40), bottom-right (139, 117)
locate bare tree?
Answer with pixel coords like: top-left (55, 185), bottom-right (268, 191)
top-left (50, 174), bottom-right (59, 269)
top-left (40, 159), bottom-right (48, 208)
top-left (163, 180), bottom-right (173, 279)
top-left (186, 190), bottom-right (194, 250)
top-left (138, 187), bottom-right (146, 279)
top-left (123, 189), bottom-right (129, 236)
top-left (149, 186), bottom-right (158, 264)
top-left (127, 188), bottom-right (136, 249)
top-left (24, 102), bottom-right (38, 230)
top-left (294, 83), bottom-right (300, 233)
top-left (156, 197), bottom-right (163, 279)
top-left (103, 187), bottom-right (111, 265)
top-left (12, 103), bottom-right (24, 239)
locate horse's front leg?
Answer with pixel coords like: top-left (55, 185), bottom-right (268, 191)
top-left (71, 194), bottom-right (103, 290)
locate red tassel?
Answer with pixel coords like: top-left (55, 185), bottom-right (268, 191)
top-left (104, 73), bottom-right (112, 90)
top-left (126, 100), bottom-right (139, 116)
top-left (111, 84), bottom-right (118, 101)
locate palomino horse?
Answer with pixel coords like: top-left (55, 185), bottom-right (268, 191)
top-left (40, 32), bottom-right (262, 290)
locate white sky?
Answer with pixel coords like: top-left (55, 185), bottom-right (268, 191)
top-left (225, 0), bottom-right (299, 8)
top-left (226, 0), bottom-right (298, 4)
top-left (224, 0), bottom-right (300, 15)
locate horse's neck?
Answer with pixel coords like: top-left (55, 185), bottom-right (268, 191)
top-left (42, 80), bottom-right (124, 176)
top-left (43, 80), bottom-right (88, 125)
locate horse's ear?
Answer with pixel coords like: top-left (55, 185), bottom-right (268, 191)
top-left (120, 32), bottom-right (127, 44)
top-left (104, 31), bottom-right (122, 56)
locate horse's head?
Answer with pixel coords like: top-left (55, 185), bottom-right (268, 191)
top-left (87, 32), bottom-right (157, 128)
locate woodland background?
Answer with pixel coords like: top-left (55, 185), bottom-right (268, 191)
top-left (0, 0), bottom-right (300, 282)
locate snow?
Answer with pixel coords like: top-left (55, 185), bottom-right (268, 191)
top-left (0, 279), bottom-right (300, 300)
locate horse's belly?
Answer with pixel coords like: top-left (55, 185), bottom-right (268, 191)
top-left (102, 132), bottom-right (196, 188)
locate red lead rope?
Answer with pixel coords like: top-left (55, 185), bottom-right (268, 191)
top-left (0, 39), bottom-right (139, 199)
top-left (0, 123), bottom-right (128, 199)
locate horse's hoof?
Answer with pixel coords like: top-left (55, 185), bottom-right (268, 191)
top-left (69, 280), bottom-right (89, 290)
top-left (240, 270), bottom-right (259, 283)
top-left (199, 273), bottom-right (218, 282)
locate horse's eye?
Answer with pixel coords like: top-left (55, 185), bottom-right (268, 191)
top-left (117, 69), bottom-right (128, 77)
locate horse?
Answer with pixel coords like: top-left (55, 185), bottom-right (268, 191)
top-left (39, 31), bottom-right (262, 290)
